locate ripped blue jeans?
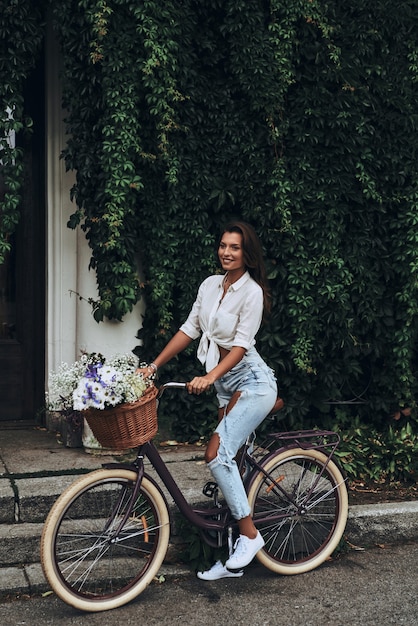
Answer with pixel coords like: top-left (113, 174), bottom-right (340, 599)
top-left (208, 349), bottom-right (277, 520)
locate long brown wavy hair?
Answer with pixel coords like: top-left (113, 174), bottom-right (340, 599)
top-left (220, 221), bottom-right (271, 316)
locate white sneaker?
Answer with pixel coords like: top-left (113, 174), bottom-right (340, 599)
top-left (225, 531), bottom-right (265, 570)
top-left (197, 560), bottom-right (244, 581)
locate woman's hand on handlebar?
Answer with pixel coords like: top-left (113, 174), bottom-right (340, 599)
top-left (187, 375), bottom-right (214, 395)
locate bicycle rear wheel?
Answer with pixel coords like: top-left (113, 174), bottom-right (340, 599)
top-left (41, 469), bottom-right (170, 612)
top-left (248, 448), bottom-right (348, 575)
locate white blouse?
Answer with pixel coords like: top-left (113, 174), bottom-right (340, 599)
top-left (179, 271), bottom-right (263, 372)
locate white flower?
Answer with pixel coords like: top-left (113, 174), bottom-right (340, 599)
top-left (47, 352), bottom-right (151, 412)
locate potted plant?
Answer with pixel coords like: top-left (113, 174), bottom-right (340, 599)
top-left (46, 356), bottom-right (90, 448)
top-left (46, 352), bottom-right (157, 452)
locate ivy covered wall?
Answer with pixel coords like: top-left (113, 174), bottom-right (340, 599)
top-left (2, 1), bottom-right (418, 459)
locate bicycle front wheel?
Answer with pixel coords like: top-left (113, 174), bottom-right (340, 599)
top-left (248, 448), bottom-right (348, 575)
top-left (41, 469), bottom-right (170, 612)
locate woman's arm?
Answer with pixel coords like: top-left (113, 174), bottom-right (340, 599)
top-left (137, 330), bottom-right (193, 378)
top-left (152, 331), bottom-right (193, 368)
top-left (187, 346), bottom-right (246, 394)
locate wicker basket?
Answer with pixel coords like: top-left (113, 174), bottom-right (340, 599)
top-left (84, 385), bottom-right (158, 450)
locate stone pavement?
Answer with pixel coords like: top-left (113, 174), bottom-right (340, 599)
top-left (0, 425), bottom-right (417, 598)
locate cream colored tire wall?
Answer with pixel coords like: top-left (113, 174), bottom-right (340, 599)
top-left (248, 448), bottom-right (348, 575)
top-left (41, 469), bottom-right (170, 612)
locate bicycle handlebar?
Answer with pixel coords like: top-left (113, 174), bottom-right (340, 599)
top-left (156, 381), bottom-right (187, 399)
top-left (159, 382), bottom-right (187, 390)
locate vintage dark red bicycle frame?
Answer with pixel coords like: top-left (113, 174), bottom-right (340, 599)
top-left (103, 429), bottom-right (342, 537)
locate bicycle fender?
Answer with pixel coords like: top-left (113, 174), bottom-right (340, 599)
top-left (101, 463), bottom-right (171, 522)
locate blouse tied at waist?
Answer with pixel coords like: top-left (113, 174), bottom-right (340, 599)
top-left (196, 330), bottom-right (221, 373)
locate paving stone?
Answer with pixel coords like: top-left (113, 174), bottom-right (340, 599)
top-left (0, 479), bottom-right (15, 523)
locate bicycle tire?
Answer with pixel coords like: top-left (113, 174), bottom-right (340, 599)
top-left (41, 469), bottom-right (170, 612)
top-left (248, 447), bottom-right (348, 575)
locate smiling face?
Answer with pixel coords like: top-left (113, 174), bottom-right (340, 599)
top-left (218, 231), bottom-right (245, 277)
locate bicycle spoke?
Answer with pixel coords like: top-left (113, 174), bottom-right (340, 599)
top-left (42, 473), bottom-right (170, 604)
top-left (249, 450), bottom-right (348, 571)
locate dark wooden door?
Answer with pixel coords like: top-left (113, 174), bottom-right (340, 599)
top-left (0, 62), bottom-right (45, 422)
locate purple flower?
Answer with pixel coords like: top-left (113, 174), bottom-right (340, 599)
top-left (82, 382), bottom-right (102, 406)
top-left (84, 362), bottom-right (103, 380)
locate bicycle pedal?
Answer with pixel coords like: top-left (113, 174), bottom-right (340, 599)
top-left (202, 481), bottom-right (218, 498)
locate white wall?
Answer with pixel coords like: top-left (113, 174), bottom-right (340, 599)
top-left (75, 234), bottom-right (145, 358)
top-left (45, 25), bottom-right (144, 381)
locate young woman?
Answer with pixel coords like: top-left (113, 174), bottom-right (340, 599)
top-left (137, 221), bottom-right (277, 580)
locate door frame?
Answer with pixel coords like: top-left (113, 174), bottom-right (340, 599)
top-left (0, 55), bottom-right (46, 422)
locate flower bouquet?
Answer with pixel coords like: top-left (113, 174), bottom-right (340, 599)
top-left (47, 353), bottom-right (158, 450)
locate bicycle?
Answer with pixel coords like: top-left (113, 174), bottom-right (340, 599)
top-left (40, 382), bottom-right (348, 613)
